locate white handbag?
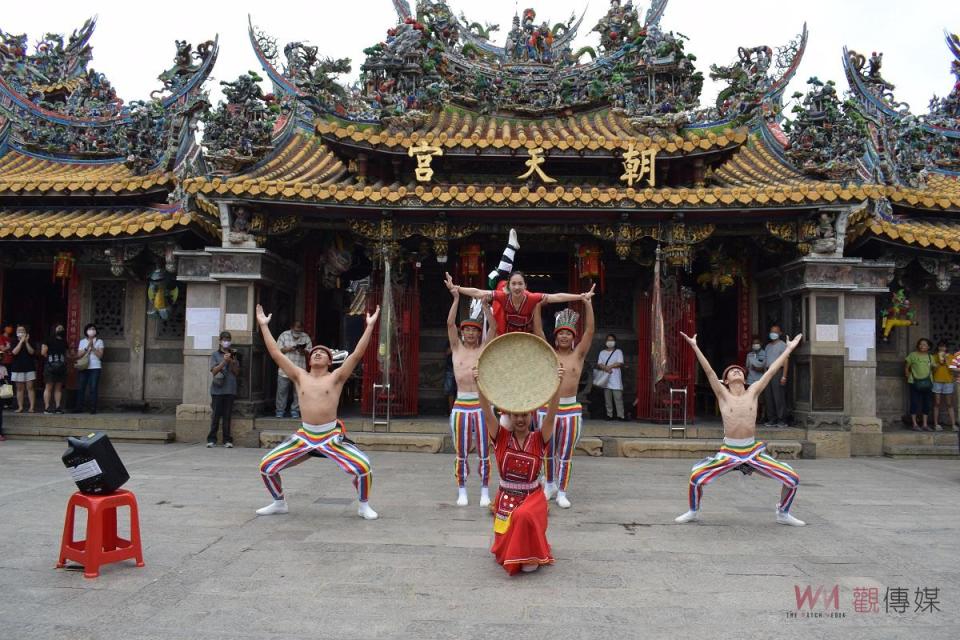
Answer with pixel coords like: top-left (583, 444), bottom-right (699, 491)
top-left (0, 383), bottom-right (13, 400)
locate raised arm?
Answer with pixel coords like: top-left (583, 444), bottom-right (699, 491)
top-left (446, 288), bottom-right (461, 351)
top-left (575, 296), bottom-right (595, 358)
top-left (336, 306), bottom-right (381, 382)
top-left (542, 283), bottom-right (596, 305)
top-left (445, 272), bottom-right (491, 300)
top-left (539, 365), bottom-right (565, 443)
top-left (481, 298), bottom-right (498, 343)
top-left (531, 300), bottom-right (546, 341)
top-left (680, 332), bottom-right (725, 398)
top-left (256, 305), bottom-right (304, 382)
top-left (751, 334), bottom-right (802, 397)
top-left (475, 366), bottom-right (500, 441)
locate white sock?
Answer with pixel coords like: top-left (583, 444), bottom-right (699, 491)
top-left (457, 487), bottom-right (468, 506)
top-left (556, 491), bottom-right (571, 509)
top-left (479, 487), bottom-right (491, 507)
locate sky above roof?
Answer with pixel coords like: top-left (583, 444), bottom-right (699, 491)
top-left (3, 0), bottom-right (958, 115)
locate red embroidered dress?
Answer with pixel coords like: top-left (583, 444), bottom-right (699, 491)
top-left (492, 285), bottom-right (545, 334)
top-left (491, 427), bottom-right (553, 574)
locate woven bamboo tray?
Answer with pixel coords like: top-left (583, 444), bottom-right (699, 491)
top-left (477, 332), bottom-right (560, 413)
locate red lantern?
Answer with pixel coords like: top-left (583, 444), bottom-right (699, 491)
top-left (52, 251), bottom-right (75, 295)
top-left (577, 244), bottom-right (601, 279)
top-left (460, 244), bottom-right (483, 277)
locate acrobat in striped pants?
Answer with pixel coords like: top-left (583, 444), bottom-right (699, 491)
top-left (259, 420), bottom-right (372, 503)
top-left (540, 397), bottom-right (582, 491)
top-left (687, 438), bottom-right (799, 512)
top-left (450, 393), bottom-right (490, 488)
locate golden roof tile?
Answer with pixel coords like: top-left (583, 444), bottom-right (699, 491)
top-left (0, 150), bottom-right (170, 195)
top-left (0, 205), bottom-right (217, 241)
top-left (848, 215), bottom-right (960, 253)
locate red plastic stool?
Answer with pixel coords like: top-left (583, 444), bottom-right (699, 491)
top-left (56, 489), bottom-right (145, 578)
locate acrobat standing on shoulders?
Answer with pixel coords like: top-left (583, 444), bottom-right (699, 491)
top-left (530, 290), bottom-right (595, 508)
top-left (445, 284), bottom-right (498, 507)
top-left (674, 331), bottom-right (806, 527)
top-left (255, 303), bottom-right (381, 520)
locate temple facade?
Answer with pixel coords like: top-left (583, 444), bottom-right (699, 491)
top-left (2, 2), bottom-right (959, 455)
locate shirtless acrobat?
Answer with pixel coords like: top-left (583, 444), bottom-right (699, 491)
top-left (255, 304), bottom-right (382, 520)
top-left (674, 331), bottom-right (806, 526)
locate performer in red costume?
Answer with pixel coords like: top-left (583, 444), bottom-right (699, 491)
top-left (475, 363), bottom-right (563, 575)
top-left (445, 231), bottom-right (594, 334)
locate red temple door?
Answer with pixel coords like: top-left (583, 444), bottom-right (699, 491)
top-left (360, 267), bottom-right (421, 417)
top-left (635, 288), bottom-right (696, 422)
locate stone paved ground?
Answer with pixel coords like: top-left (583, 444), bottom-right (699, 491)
top-left (1, 440), bottom-right (959, 639)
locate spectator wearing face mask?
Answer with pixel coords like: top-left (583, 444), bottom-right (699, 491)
top-left (762, 325), bottom-right (790, 428)
top-left (0, 325), bottom-right (15, 411)
top-left (595, 334), bottom-right (625, 421)
top-left (74, 323), bottom-right (105, 414)
top-left (10, 324), bottom-right (37, 413)
top-left (273, 320), bottom-right (312, 419)
top-left (208, 331), bottom-right (240, 448)
top-left (744, 336), bottom-right (767, 423)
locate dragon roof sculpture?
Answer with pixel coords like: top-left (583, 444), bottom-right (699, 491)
top-left (0, 18), bottom-right (217, 174)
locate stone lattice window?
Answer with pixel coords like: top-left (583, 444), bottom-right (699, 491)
top-left (92, 280), bottom-right (126, 338)
top-left (929, 295), bottom-right (960, 349)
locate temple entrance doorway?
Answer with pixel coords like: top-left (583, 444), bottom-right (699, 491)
top-left (694, 285), bottom-right (740, 416)
top-left (0, 267), bottom-right (69, 343)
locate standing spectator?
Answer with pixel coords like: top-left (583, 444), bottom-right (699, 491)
top-left (595, 334), bottom-right (625, 421)
top-left (762, 324), bottom-right (790, 427)
top-left (0, 325), bottom-right (12, 411)
top-left (208, 330), bottom-right (240, 448)
top-left (10, 324), bottom-right (37, 413)
top-left (744, 336), bottom-right (767, 422)
top-left (41, 324), bottom-right (68, 414)
top-left (274, 320), bottom-right (311, 418)
top-left (0, 362), bottom-right (8, 440)
top-left (931, 341), bottom-right (956, 431)
top-left (905, 338), bottom-right (935, 432)
top-left (74, 323), bottom-right (105, 414)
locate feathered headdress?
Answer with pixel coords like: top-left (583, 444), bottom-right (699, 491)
top-left (553, 307), bottom-right (580, 338)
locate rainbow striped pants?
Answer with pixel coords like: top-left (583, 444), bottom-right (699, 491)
top-left (540, 398), bottom-right (582, 491)
top-left (687, 439), bottom-right (799, 513)
top-left (450, 393), bottom-right (490, 487)
top-left (259, 420), bottom-right (373, 502)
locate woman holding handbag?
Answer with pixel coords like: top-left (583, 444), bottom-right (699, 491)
top-left (905, 338), bottom-right (935, 432)
top-left (74, 323), bottom-right (104, 414)
top-left (594, 334), bottom-right (625, 421)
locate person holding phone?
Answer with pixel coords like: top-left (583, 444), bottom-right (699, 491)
top-left (274, 320), bottom-right (312, 419)
top-left (208, 331), bottom-right (240, 448)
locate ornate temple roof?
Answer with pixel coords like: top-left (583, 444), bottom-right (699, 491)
top-left (0, 204), bottom-right (217, 240)
top-left (0, 149), bottom-right (171, 195)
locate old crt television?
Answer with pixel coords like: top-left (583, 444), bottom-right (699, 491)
top-left (62, 432), bottom-right (129, 494)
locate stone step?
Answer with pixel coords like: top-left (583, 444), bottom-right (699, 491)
top-left (2, 424), bottom-right (174, 444)
top-left (882, 431), bottom-right (959, 447)
top-left (883, 444), bottom-right (960, 459)
top-left (612, 438), bottom-right (804, 460)
top-left (4, 412), bottom-right (175, 431)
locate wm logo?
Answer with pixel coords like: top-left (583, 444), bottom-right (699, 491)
top-left (795, 585), bottom-right (840, 610)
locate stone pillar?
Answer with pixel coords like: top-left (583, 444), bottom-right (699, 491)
top-left (174, 246), bottom-right (298, 446)
top-left (757, 257), bottom-right (894, 457)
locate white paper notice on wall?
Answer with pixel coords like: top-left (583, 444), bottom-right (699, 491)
top-left (186, 307), bottom-right (220, 352)
top-left (815, 324), bottom-right (839, 342)
top-left (844, 318), bottom-right (876, 362)
top-left (224, 313), bottom-right (247, 331)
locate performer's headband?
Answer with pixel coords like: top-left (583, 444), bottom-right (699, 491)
top-left (721, 364), bottom-right (747, 385)
top-left (307, 345), bottom-right (333, 371)
top-left (460, 320), bottom-right (483, 330)
top-left (554, 326), bottom-right (578, 339)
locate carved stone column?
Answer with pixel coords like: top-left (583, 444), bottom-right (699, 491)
top-left (757, 257), bottom-right (895, 457)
